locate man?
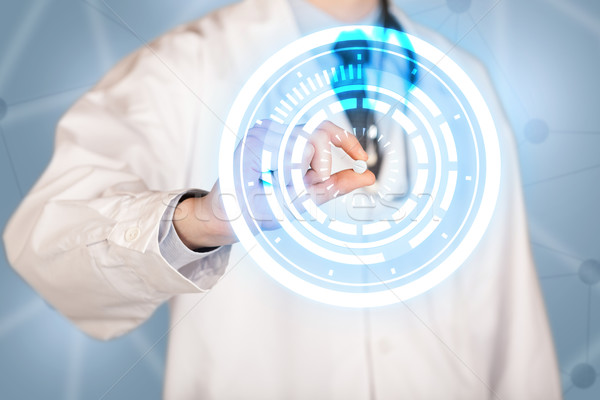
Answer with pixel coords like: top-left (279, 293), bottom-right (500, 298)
top-left (3, 0), bottom-right (561, 398)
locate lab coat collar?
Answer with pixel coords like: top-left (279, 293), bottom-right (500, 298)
top-left (256, 0), bottom-right (414, 43)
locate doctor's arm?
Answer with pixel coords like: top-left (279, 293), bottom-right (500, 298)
top-left (173, 119), bottom-right (375, 249)
top-left (2, 27), bottom-right (373, 340)
top-left (1, 29), bottom-right (230, 340)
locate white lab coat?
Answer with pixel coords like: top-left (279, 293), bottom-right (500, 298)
top-left (3, 0), bottom-right (562, 398)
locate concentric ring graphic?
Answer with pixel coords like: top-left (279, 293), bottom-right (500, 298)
top-left (219, 26), bottom-right (501, 307)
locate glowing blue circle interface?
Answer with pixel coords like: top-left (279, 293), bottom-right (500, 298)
top-left (219, 26), bottom-right (501, 307)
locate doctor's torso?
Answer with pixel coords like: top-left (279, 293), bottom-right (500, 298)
top-left (152, 0), bottom-right (559, 398)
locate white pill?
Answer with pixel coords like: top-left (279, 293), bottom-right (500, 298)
top-left (353, 160), bottom-right (367, 174)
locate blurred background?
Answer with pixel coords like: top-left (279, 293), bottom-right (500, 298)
top-left (0, 0), bottom-right (598, 398)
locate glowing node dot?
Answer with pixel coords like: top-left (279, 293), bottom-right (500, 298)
top-left (524, 118), bottom-right (549, 144)
top-left (579, 259), bottom-right (600, 285)
top-left (571, 363), bottom-right (596, 389)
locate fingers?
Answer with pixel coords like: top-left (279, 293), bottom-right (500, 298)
top-left (238, 120), bottom-right (376, 229)
top-left (245, 120), bottom-right (372, 199)
top-left (308, 131), bottom-right (333, 181)
top-left (315, 120), bottom-right (368, 159)
top-left (309, 120), bottom-right (368, 181)
top-left (306, 168), bottom-right (376, 205)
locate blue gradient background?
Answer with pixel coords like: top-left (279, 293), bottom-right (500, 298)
top-left (0, 1), bottom-right (598, 399)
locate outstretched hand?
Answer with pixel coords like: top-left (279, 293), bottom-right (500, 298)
top-left (174, 119), bottom-right (375, 248)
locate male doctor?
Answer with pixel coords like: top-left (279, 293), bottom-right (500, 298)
top-left (3, 0), bottom-right (562, 398)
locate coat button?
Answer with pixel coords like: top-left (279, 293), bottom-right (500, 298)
top-left (125, 227), bottom-right (141, 242)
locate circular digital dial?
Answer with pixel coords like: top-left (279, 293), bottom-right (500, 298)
top-left (219, 26), bottom-right (501, 307)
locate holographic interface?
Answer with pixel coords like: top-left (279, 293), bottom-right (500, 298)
top-left (219, 26), bottom-right (501, 307)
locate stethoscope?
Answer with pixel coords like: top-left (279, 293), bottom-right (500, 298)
top-left (380, 0), bottom-right (418, 87)
top-left (334, 0), bottom-right (417, 192)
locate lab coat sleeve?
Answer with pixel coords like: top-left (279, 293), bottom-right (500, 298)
top-left (2, 25), bottom-right (230, 340)
top-left (158, 191), bottom-right (229, 280)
